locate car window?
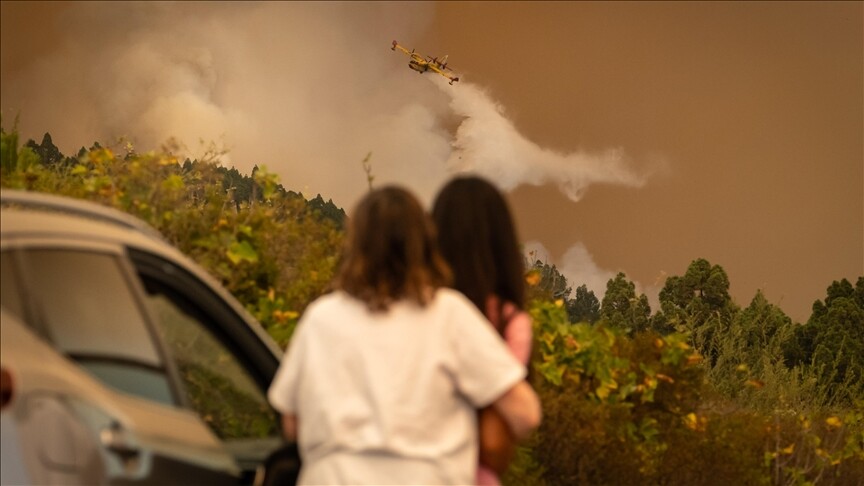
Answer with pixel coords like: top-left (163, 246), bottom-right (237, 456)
top-left (139, 275), bottom-right (279, 441)
top-left (19, 249), bottom-right (175, 405)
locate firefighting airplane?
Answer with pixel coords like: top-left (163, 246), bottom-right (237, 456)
top-left (391, 40), bottom-right (460, 85)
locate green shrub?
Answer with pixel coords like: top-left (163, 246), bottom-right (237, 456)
top-left (0, 129), bottom-right (343, 349)
top-left (4, 125), bottom-right (861, 484)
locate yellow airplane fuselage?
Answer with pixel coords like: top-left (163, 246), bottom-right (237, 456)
top-left (409, 59), bottom-right (428, 73)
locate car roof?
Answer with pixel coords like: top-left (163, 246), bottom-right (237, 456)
top-left (1, 189), bottom-right (165, 238)
top-left (0, 189), bottom-right (193, 264)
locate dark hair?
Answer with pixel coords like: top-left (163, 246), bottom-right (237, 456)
top-left (334, 186), bottom-right (452, 312)
top-left (432, 176), bottom-right (525, 329)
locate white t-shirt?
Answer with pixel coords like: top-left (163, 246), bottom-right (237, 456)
top-left (268, 288), bottom-right (527, 485)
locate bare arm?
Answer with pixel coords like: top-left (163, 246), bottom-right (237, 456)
top-left (491, 380), bottom-right (541, 440)
top-left (281, 414), bottom-right (298, 441)
top-left (478, 406), bottom-right (516, 474)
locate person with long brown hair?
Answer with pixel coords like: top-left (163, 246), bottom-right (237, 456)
top-left (432, 176), bottom-right (534, 486)
top-left (268, 186), bottom-right (540, 485)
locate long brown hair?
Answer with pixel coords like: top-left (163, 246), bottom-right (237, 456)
top-left (334, 186), bottom-right (452, 312)
top-left (432, 176), bottom-right (525, 331)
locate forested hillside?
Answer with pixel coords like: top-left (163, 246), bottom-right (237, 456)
top-left (2, 124), bottom-right (862, 484)
top-left (1, 126), bottom-right (345, 345)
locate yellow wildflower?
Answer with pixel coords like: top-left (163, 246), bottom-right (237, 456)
top-left (825, 416), bottom-right (842, 428)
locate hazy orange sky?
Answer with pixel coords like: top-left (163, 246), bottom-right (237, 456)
top-left (2, 2), bottom-right (861, 322)
top-left (419, 2), bottom-right (863, 323)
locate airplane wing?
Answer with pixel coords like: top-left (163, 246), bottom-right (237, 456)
top-left (427, 63), bottom-right (445, 75)
top-left (427, 64), bottom-right (460, 84)
top-left (391, 40), bottom-right (414, 57)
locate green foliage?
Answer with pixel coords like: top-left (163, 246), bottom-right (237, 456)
top-left (1, 123), bottom-right (41, 179)
top-left (516, 264), bottom-right (863, 484)
top-left (705, 290), bottom-right (799, 408)
top-left (658, 258), bottom-right (736, 324)
top-left (4, 125), bottom-right (862, 484)
top-left (527, 259), bottom-right (573, 303)
top-left (1, 124), bottom-right (19, 173)
top-left (656, 258), bottom-right (739, 364)
top-left (522, 299), bottom-right (716, 484)
top-left (0, 128), bottom-right (344, 350)
top-left (179, 361), bottom-right (279, 440)
top-left (306, 193), bottom-right (346, 229)
top-left (570, 284), bottom-right (600, 324)
top-left (525, 259), bottom-right (601, 324)
top-left (763, 411), bottom-right (864, 486)
top-left (783, 278), bottom-right (864, 407)
top-left (599, 272), bottom-right (652, 335)
top-left (25, 132), bottom-right (69, 168)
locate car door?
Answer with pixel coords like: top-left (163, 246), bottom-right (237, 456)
top-left (3, 241), bottom-right (247, 485)
top-left (126, 248), bottom-right (291, 482)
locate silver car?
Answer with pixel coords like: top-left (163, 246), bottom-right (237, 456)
top-left (0, 189), bottom-right (296, 485)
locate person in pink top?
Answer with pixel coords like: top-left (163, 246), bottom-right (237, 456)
top-left (432, 176), bottom-right (535, 485)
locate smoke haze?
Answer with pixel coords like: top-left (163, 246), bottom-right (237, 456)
top-left (441, 79), bottom-right (645, 201)
top-left (4, 2), bottom-right (860, 322)
top-left (526, 240), bottom-right (662, 308)
top-left (1, 2), bottom-right (643, 209)
top-left (2, 1), bottom-right (648, 297)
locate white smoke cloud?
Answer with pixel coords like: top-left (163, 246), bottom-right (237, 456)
top-left (2, 2), bottom-right (663, 311)
top-left (1, 2), bottom-right (646, 211)
top-left (525, 240), bottom-right (616, 301)
top-left (439, 79), bottom-right (645, 202)
top-left (558, 242), bottom-right (619, 300)
top-left (525, 240), bottom-right (662, 311)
